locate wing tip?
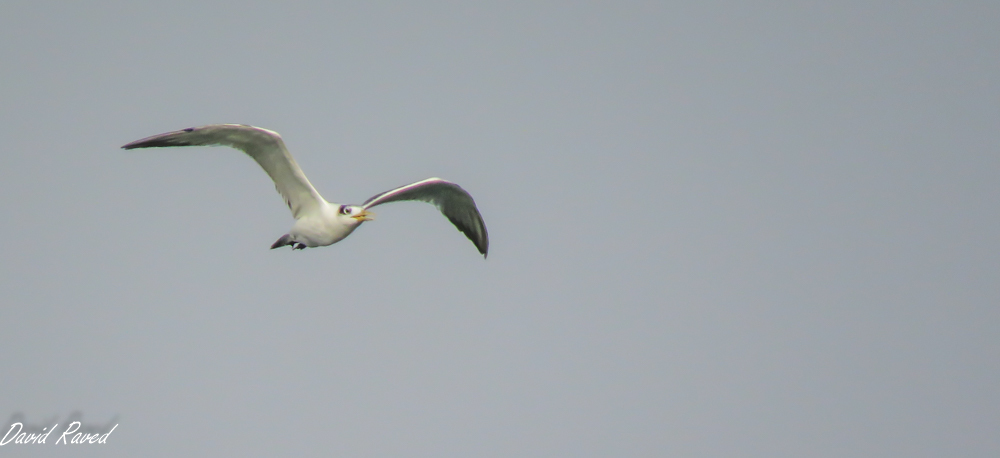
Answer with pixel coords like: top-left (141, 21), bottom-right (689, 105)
top-left (121, 140), bottom-right (148, 150)
top-left (121, 138), bottom-right (194, 150)
top-left (472, 230), bottom-right (489, 258)
top-left (122, 127), bottom-right (199, 150)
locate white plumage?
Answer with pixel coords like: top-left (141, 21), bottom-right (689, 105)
top-left (122, 124), bottom-right (489, 257)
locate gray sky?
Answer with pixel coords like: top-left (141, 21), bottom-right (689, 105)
top-left (1, 2), bottom-right (998, 457)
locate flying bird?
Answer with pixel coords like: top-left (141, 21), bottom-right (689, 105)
top-left (122, 124), bottom-right (489, 257)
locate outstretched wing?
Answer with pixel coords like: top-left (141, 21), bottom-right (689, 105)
top-left (363, 177), bottom-right (489, 257)
top-left (121, 124), bottom-right (326, 219)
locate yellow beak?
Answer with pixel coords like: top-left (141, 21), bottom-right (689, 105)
top-left (352, 209), bottom-right (374, 221)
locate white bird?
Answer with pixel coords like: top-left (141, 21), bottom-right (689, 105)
top-left (122, 124), bottom-right (489, 257)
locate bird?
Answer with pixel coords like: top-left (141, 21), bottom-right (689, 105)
top-left (122, 124), bottom-right (489, 257)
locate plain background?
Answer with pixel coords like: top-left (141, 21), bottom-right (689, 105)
top-left (1, 2), bottom-right (998, 457)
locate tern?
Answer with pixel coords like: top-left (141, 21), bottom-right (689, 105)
top-left (122, 124), bottom-right (489, 257)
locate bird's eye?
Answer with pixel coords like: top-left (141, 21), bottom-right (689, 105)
top-left (339, 205), bottom-right (350, 215)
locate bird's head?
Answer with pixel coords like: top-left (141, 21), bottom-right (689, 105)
top-left (338, 204), bottom-right (374, 225)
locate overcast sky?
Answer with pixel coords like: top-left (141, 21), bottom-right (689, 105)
top-left (1, 2), bottom-right (998, 457)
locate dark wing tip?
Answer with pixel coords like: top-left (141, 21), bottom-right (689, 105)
top-left (478, 234), bottom-right (489, 258)
top-left (468, 233), bottom-right (488, 257)
top-left (122, 138), bottom-right (193, 149)
top-left (121, 128), bottom-right (199, 150)
top-left (451, 210), bottom-right (489, 258)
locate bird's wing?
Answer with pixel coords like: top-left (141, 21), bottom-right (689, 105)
top-left (363, 177), bottom-right (489, 257)
top-left (122, 124), bottom-right (325, 219)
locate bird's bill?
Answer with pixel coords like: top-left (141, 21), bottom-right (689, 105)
top-left (352, 209), bottom-right (374, 221)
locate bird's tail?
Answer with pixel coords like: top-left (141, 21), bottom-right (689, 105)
top-left (270, 234), bottom-right (294, 249)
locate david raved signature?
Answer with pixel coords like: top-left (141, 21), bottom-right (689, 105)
top-left (2, 412), bottom-right (118, 445)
